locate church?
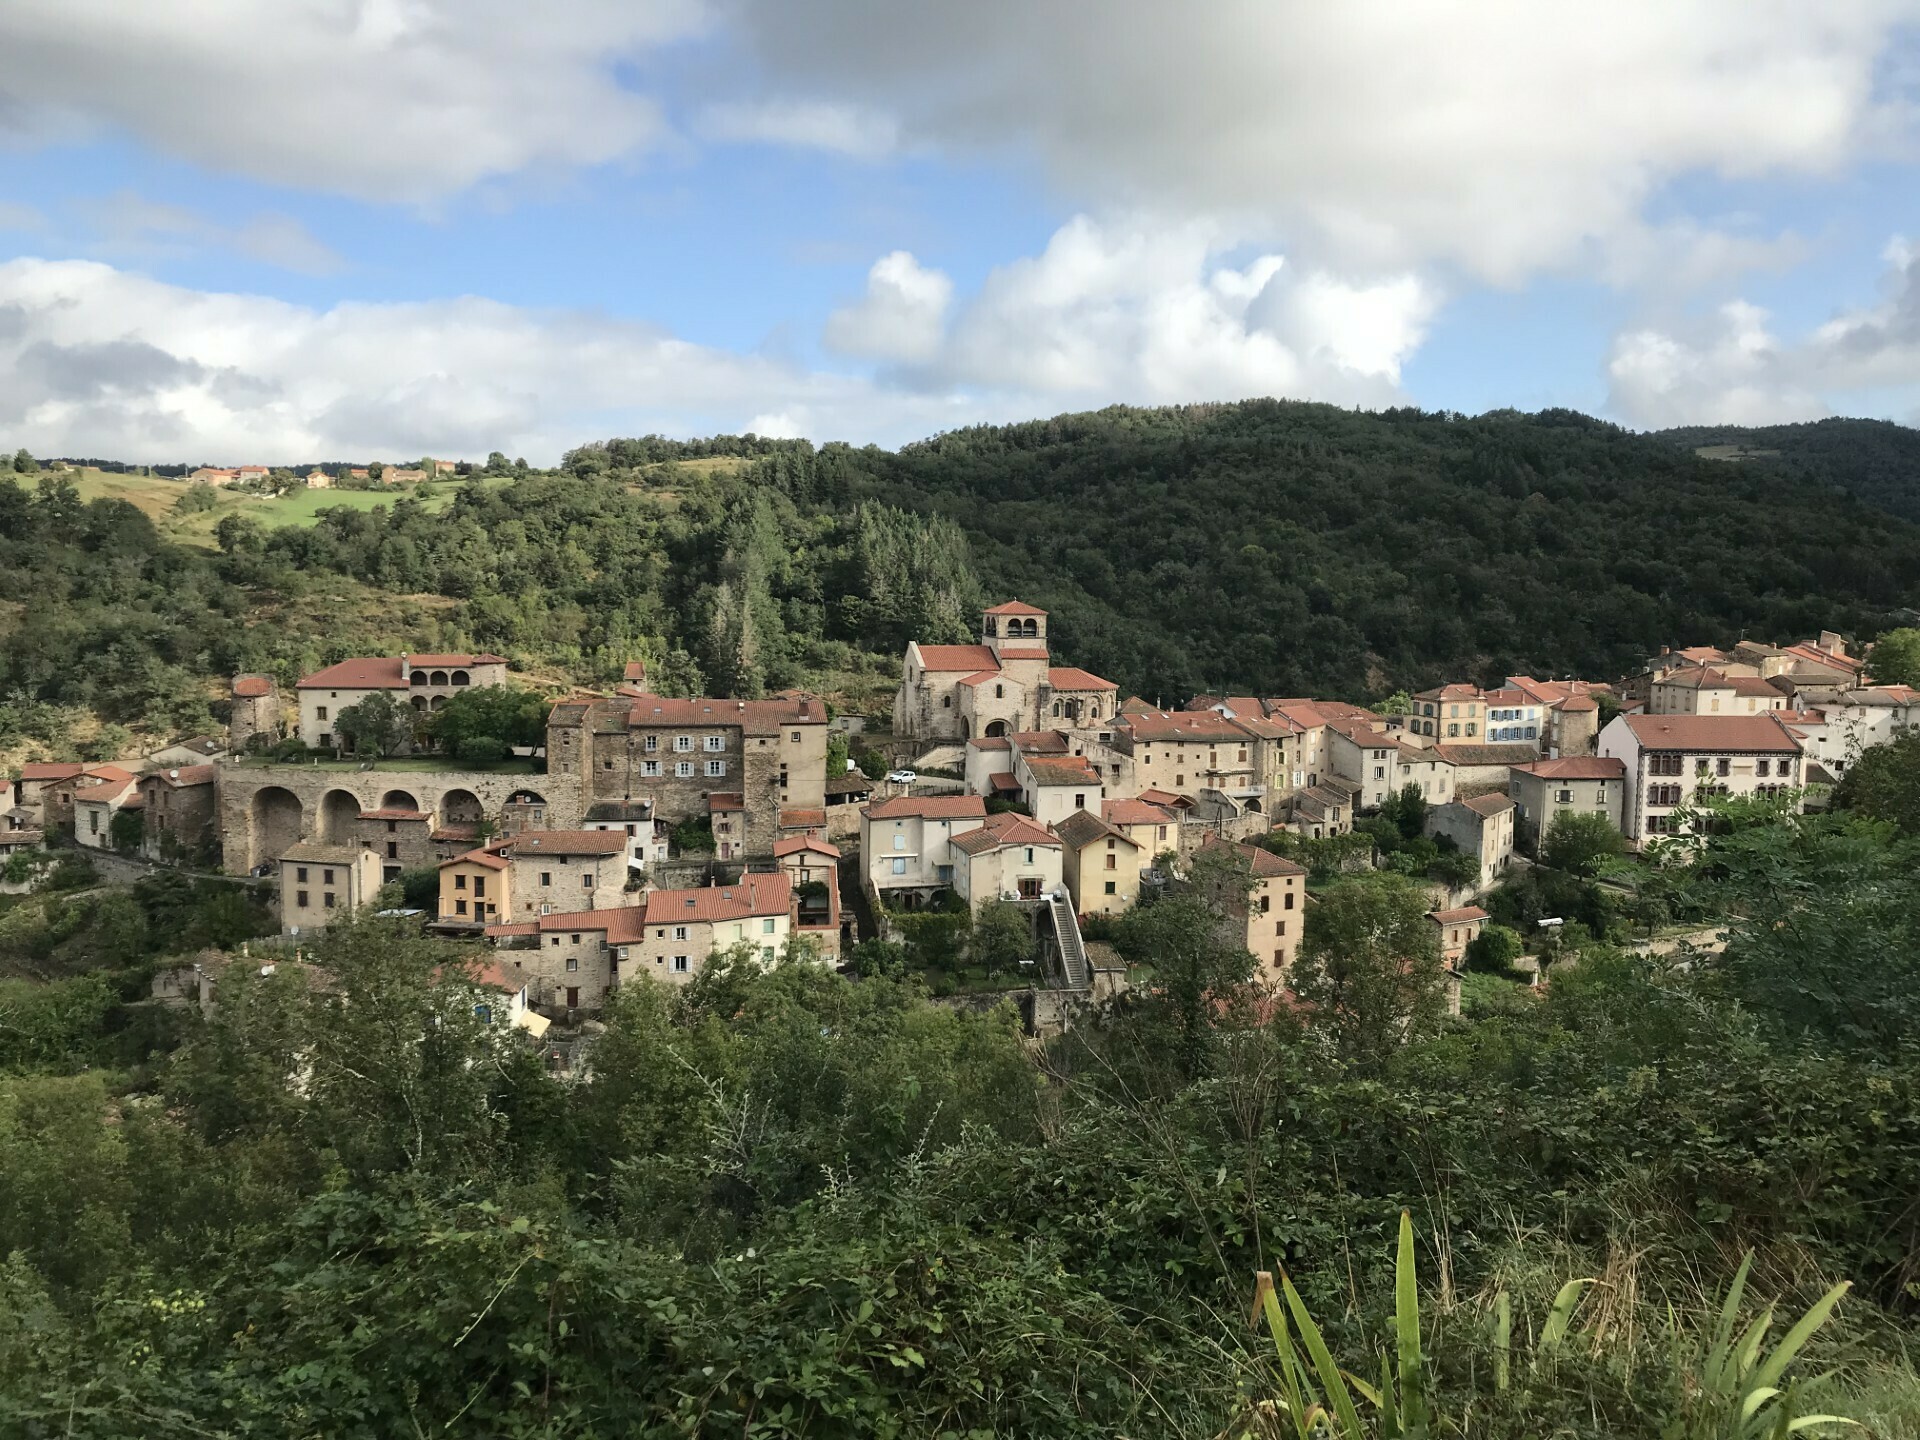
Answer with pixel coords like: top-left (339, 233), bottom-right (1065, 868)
top-left (891, 602), bottom-right (1119, 741)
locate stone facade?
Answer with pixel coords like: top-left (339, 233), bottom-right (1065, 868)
top-left (228, 675), bottom-right (281, 753)
top-left (892, 602), bottom-right (1118, 743)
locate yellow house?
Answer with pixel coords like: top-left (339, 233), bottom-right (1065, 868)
top-left (1054, 809), bottom-right (1144, 917)
top-left (438, 848), bottom-right (511, 925)
top-left (1198, 837), bottom-right (1307, 978)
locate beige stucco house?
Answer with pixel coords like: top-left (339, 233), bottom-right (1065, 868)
top-left (1055, 808), bottom-right (1144, 917)
top-left (298, 653), bottom-right (509, 748)
top-left (949, 812), bottom-right (1064, 911)
top-left (279, 842), bottom-right (383, 934)
top-left (1597, 713), bottom-right (1804, 848)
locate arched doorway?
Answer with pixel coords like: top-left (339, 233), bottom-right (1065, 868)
top-left (248, 786), bottom-right (303, 870)
top-left (381, 788), bottom-right (421, 812)
top-left (984, 720), bottom-right (1008, 738)
top-left (319, 788), bottom-right (363, 842)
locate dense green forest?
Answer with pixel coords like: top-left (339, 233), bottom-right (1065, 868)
top-left (6, 402), bottom-right (1920, 753)
top-left (3, 786), bottom-right (1919, 1436)
top-left (1659, 417), bottom-right (1920, 525)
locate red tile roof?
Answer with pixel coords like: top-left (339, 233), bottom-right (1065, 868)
top-left (624, 694), bottom-right (826, 732)
top-left (16, 762), bottom-right (84, 782)
top-left (79, 765), bottom-right (136, 785)
top-left (707, 792), bottom-right (744, 812)
top-left (643, 872), bottom-right (791, 924)
top-left (1046, 666), bottom-right (1116, 691)
top-left (967, 737), bottom-right (1012, 751)
top-left (232, 676), bottom-right (274, 698)
top-left (1430, 906), bottom-right (1490, 926)
top-left (1511, 757), bottom-right (1625, 780)
top-left (145, 764), bottom-right (218, 788)
top-left (984, 600), bottom-right (1047, 616)
top-left (535, 906), bottom-right (652, 942)
top-left (1008, 730), bottom-right (1070, 753)
top-left (987, 771), bottom-right (1021, 793)
top-left (863, 795), bottom-right (989, 820)
top-left (499, 830), bottom-right (628, 857)
top-left (1200, 835), bottom-right (1306, 877)
top-left (1619, 714), bottom-right (1801, 753)
top-left (778, 808), bottom-right (826, 830)
top-left (1137, 787), bottom-right (1193, 809)
top-left (298, 657), bottom-right (407, 690)
top-left (1102, 797), bottom-right (1176, 826)
top-left (1022, 755), bottom-right (1102, 786)
top-left (1458, 793), bottom-right (1515, 818)
top-left (775, 835), bottom-right (842, 859)
top-left (997, 648), bottom-right (1050, 660)
top-left (956, 670), bottom-right (1001, 688)
top-left (1120, 709), bottom-right (1252, 742)
top-left (442, 849), bottom-right (510, 870)
top-left (914, 644), bottom-right (999, 671)
top-left (949, 812), bottom-right (1058, 854)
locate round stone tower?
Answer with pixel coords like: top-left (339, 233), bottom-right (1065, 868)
top-left (229, 674), bottom-right (282, 753)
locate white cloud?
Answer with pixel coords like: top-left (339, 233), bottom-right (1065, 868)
top-left (1608, 243), bottom-right (1920, 425)
top-left (823, 250), bottom-right (954, 361)
top-left (697, 99), bottom-right (898, 160)
top-left (0, 0), bottom-right (706, 202)
top-left (732, 1), bottom-right (1918, 284)
top-left (876, 216), bottom-right (1437, 408)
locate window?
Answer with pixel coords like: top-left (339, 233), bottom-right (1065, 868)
top-left (1284, 891), bottom-right (1295, 910)
top-left (676, 761), bottom-right (693, 778)
top-left (1756, 760), bottom-right (1770, 777)
top-left (297, 866), bottom-right (309, 883)
top-left (673, 925), bottom-right (688, 941)
top-left (642, 760), bottom-right (660, 776)
top-left (643, 734), bottom-right (658, 752)
top-left (1105, 853), bottom-right (1117, 870)
top-left (1556, 788), bottom-right (1572, 804)
top-left (1466, 723), bottom-right (1477, 736)
top-left (316, 706), bottom-right (328, 720)
top-left (1276, 920), bottom-right (1287, 936)
top-left (943, 696), bottom-right (952, 709)
top-left (603, 759), bottom-right (615, 770)
top-left (675, 735), bottom-right (692, 752)
top-left (296, 890), bottom-right (309, 907)
top-left (891, 857), bottom-right (908, 876)
top-left (1373, 766), bottom-right (1385, 780)
top-left (474, 876), bottom-right (486, 898)
top-left (550, 936), bottom-right (560, 947)
top-left (1448, 724), bottom-right (1460, 737)
top-left (581, 874), bottom-right (593, 889)
top-left (673, 956), bottom-right (689, 973)
top-left (1716, 758), bottom-right (1730, 777)
top-left (565, 957), bottom-right (578, 972)
top-left (705, 759), bottom-right (727, 777)
top-left (1651, 753), bottom-right (1684, 776)
top-left (323, 892), bottom-right (336, 909)
top-left (323, 869), bottom-right (335, 885)
top-left (762, 918), bottom-right (776, 934)
top-left (1104, 881), bottom-right (1116, 894)
top-left (455, 873), bottom-right (467, 890)
top-left (790, 731), bottom-right (802, 743)
top-left (704, 735), bottom-right (724, 751)
top-left (386, 842), bottom-right (398, 859)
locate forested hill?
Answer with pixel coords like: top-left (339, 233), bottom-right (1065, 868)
top-left (7, 403), bottom-right (1920, 752)
top-left (1657, 417), bottom-right (1920, 525)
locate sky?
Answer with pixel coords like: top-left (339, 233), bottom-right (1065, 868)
top-left (3, 1), bottom-right (1920, 465)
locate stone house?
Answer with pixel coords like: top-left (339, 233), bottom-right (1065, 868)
top-left (1013, 750), bottom-right (1104, 829)
top-left (949, 812), bottom-right (1064, 911)
top-left (1100, 796), bottom-right (1180, 862)
top-left (1196, 837), bottom-right (1307, 978)
top-left (1054, 809), bottom-right (1144, 918)
top-left (1507, 757), bottom-right (1626, 847)
top-left (1111, 707), bottom-right (1269, 811)
top-left (1423, 794), bottom-right (1516, 892)
top-left (775, 835), bottom-right (843, 958)
top-left (297, 653), bottom-right (509, 748)
top-left (9, 761), bottom-right (85, 826)
top-left (1597, 714), bottom-right (1804, 848)
top-left (37, 763), bottom-right (135, 836)
top-left (1648, 666), bottom-right (1787, 716)
top-left (148, 736), bottom-right (226, 768)
top-left (138, 764), bottom-right (220, 859)
top-left (74, 772), bottom-right (141, 850)
top-left (1327, 723), bottom-right (1457, 810)
top-left (436, 829), bottom-right (629, 926)
top-left (617, 872), bottom-right (794, 985)
top-left (1430, 742), bottom-right (1540, 797)
top-left (279, 842), bottom-right (383, 934)
top-left (547, 691), bottom-right (828, 859)
top-left (229, 674), bottom-right (282, 752)
top-left (488, 906), bottom-right (651, 1012)
top-left (860, 795), bottom-right (989, 909)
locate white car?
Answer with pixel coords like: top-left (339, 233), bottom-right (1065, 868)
top-left (886, 769), bottom-right (917, 785)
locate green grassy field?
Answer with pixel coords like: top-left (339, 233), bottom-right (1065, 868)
top-left (63, 468), bottom-right (503, 547)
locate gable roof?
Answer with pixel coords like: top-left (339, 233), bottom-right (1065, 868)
top-left (441, 848), bottom-right (510, 870)
top-left (16, 762), bottom-right (85, 783)
top-left (1021, 755), bottom-right (1102, 786)
top-left (1457, 793), bottom-right (1516, 818)
top-left (1119, 709), bottom-right (1252, 742)
top-left (774, 835), bottom-right (842, 860)
top-left (1431, 743), bottom-right (1538, 767)
top-left (531, 906), bottom-right (652, 943)
top-left (914, 644), bottom-right (1000, 672)
top-left (1200, 835), bottom-right (1306, 877)
top-left (1511, 757), bottom-right (1626, 781)
top-left (1619, 714), bottom-right (1801, 753)
top-left (497, 830), bottom-right (628, 857)
top-left (1102, 797), bottom-right (1176, 827)
top-left (863, 795), bottom-right (988, 821)
top-left (1430, 906), bottom-right (1490, 926)
top-left (984, 600), bottom-right (1047, 616)
top-left (142, 764), bottom-right (218, 788)
top-left (298, 657), bottom-right (407, 690)
top-left (948, 812), bottom-right (1059, 854)
top-left (643, 872), bottom-right (791, 924)
top-left (1054, 809), bottom-right (1132, 849)
top-left (624, 693), bottom-right (825, 733)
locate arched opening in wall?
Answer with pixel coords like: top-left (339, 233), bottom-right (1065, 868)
top-left (430, 670), bottom-right (449, 686)
top-left (451, 670), bottom-right (470, 686)
top-left (320, 788), bottom-right (363, 842)
top-left (428, 695), bottom-right (445, 711)
top-left (410, 672), bottom-right (428, 688)
top-left (504, 788), bottom-right (549, 831)
top-left (439, 788), bottom-right (484, 826)
top-left (410, 695), bottom-right (428, 712)
top-left (381, 789), bottom-right (420, 812)
top-left (958, 717), bottom-right (972, 740)
top-left (1245, 798), bottom-right (1263, 815)
top-left (985, 720), bottom-right (1008, 738)
top-left (248, 786), bottom-right (303, 870)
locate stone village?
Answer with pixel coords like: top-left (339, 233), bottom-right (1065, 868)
top-left (8, 601), bottom-right (1914, 1033)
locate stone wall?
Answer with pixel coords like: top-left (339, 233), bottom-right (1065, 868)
top-left (216, 763), bottom-right (570, 874)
